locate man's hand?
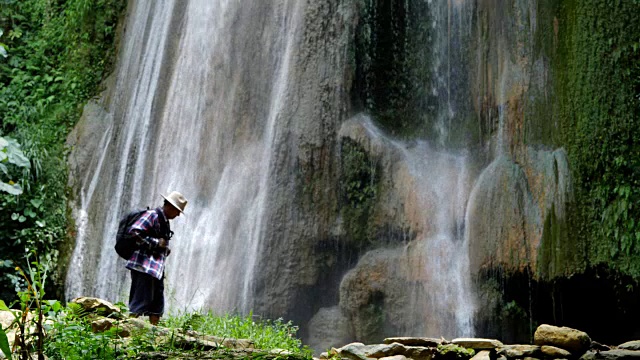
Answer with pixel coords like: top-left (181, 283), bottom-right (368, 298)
top-left (159, 238), bottom-right (168, 248)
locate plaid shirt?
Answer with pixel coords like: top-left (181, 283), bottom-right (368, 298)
top-left (125, 207), bottom-right (170, 280)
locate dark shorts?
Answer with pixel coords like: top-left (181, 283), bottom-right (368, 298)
top-left (129, 270), bottom-right (164, 316)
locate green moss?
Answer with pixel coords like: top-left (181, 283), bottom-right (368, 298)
top-left (553, 0), bottom-right (640, 276)
top-left (339, 138), bottom-right (379, 247)
top-left (537, 203), bottom-right (587, 280)
top-left (436, 344), bottom-right (475, 360)
top-left (354, 0), bottom-right (434, 138)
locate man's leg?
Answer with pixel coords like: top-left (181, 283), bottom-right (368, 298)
top-left (149, 314), bottom-right (161, 325)
top-left (147, 275), bottom-right (165, 325)
top-left (129, 270), bottom-right (146, 317)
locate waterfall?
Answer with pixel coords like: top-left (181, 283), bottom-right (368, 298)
top-left (361, 118), bottom-right (476, 337)
top-left (66, 0), bottom-right (571, 348)
top-left (65, 0), bottom-right (303, 314)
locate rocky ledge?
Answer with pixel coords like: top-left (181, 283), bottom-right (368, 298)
top-left (323, 325), bottom-right (640, 360)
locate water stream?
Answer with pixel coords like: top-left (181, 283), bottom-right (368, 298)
top-left (65, 0), bottom-right (303, 315)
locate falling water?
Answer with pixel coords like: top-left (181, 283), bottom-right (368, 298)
top-left (65, 0), bottom-right (303, 314)
top-left (359, 115), bottom-right (475, 338)
top-left (410, 0), bottom-right (475, 336)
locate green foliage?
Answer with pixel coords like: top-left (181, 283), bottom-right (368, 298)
top-left (0, 300), bottom-right (12, 360)
top-left (43, 309), bottom-right (312, 359)
top-left (436, 343), bottom-right (475, 360)
top-left (45, 315), bottom-right (119, 360)
top-left (339, 138), bottom-right (379, 247)
top-left (164, 311), bottom-right (311, 356)
top-left (4, 253), bottom-right (60, 360)
top-left (554, 0), bottom-right (640, 275)
top-left (0, 136), bottom-right (30, 195)
top-left (0, 0), bottom-right (125, 302)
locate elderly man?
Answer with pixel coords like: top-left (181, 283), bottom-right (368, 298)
top-left (125, 191), bottom-right (187, 325)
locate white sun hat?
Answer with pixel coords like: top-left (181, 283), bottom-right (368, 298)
top-left (161, 191), bottom-right (188, 213)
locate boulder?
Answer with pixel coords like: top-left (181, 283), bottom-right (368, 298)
top-left (364, 343), bottom-right (407, 358)
top-left (497, 345), bottom-right (541, 358)
top-left (581, 349), bottom-right (640, 360)
top-left (534, 324), bottom-right (591, 354)
top-left (618, 341), bottom-right (640, 351)
top-left (453, 338), bottom-right (504, 350)
top-left (0, 311), bottom-right (15, 328)
top-left (541, 345), bottom-right (572, 358)
top-left (91, 318), bottom-right (131, 337)
top-left (384, 337), bottom-right (444, 347)
top-left (307, 306), bottom-right (352, 354)
top-left (182, 330), bottom-right (254, 349)
top-left (403, 346), bottom-right (436, 360)
top-left (71, 297), bottom-right (121, 318)
top-left (470, 350), bottom-right (492, 360)
top-left (338, 343), bottom-right (375, 360)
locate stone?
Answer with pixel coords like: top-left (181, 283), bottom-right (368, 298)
top-left (270, 348), bottom-right (292, 356)
top-left (384, 337), bottom-right (444, 347)
top-left (182, 330), bottom-right (254, 349)
top-left (379, 356), bottom-right (407, 360)
top-left (541, 345), bottom-right (572, 358)
top-left (452, 338), bottom-right (503, 350)
top-left (581, 349), bottom-right (640, 360)
top-left (618, 341), bottom-right (640, 351)
top-left (339, 343), bottom-right (375, 360)
top-left (364, 343), bottom-right (407, 358)
top-left (497, 345), bottom-right (541, 358)
top-left (91, 318), bottom-right (131, 337)
top-left (592, 341), bottom-right (612, 351)
top-left (71, 297), bottom-right (121, 318)
top-left (534, 324), bottom-right (591, 354)
top-left (171, 333), bottom-right (220, 351)
top-left (403, 346), bottom-right (436, 360)
top-left (470, 350), bottom-right (492, 360)
top-left (91, 317), bottom-right (116, 332)
top-left (308, 306), bottom-right (352, 354)
top-left (0, 311), bottom-right (15, 328)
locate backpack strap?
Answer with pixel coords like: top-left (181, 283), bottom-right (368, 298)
top-left (155, 207), bottom-right (172, 240)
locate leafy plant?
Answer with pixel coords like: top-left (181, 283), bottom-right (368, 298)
top-left (8, 252), bottom-right (56, 360)
top-left (44, 314), bottom-right (119, 360)
top-left (0, 300), bottom-right (13, 360)
top-left (436, 343), bottom-right (475, 360)
top-left (0, 29), bottom-right (7, 58)
top-left (0, 136), bottom-right (29, 195)
top-left (163, 311), bottom-right (311, 355)
top-left (0, 0), bottom-right (125, 304)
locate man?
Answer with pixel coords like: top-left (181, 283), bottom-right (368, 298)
top-left (125, 191), bottom-right (187, 325)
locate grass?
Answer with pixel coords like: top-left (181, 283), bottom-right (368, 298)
top-left (42, 305), bottom-right (313, 359)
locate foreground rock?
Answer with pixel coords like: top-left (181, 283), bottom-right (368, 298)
top-left (534, 324), bottom-right (591, 354)
top-left (322, 324), bottom-right (640, 360)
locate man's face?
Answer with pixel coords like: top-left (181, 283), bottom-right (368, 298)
top-left (165, 204), bottom-right (181, 220)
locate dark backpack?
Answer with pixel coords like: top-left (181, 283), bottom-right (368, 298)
top-left (114, 208), bottom-right (150, 260)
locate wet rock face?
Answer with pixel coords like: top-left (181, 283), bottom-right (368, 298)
top-left (465, 148), bottom-right (572, 277)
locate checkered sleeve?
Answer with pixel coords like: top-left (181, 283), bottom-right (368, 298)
top-left (128, 210), bottom-right (161, 248)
